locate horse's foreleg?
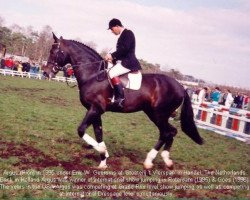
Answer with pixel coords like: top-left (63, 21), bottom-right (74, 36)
top-left (93, 116), bottom-right (109, 169)
top-left (78, 107), bottom-right (106, 154)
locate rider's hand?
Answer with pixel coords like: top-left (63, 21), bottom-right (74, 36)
top-left (105, 54), bottom-right (113, 62)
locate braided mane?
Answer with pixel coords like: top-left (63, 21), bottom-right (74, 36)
top-left (69, 40), bottom-right (103, 60)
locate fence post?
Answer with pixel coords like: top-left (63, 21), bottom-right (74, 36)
top-left (201, 103), bottom-right (208, 122)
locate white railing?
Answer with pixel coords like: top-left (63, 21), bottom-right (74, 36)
top-left (0, 68), bottom-right (42, 79)
top-left (51, 76), bottom-right (76, 83)
top-left (0, 68), bottom-right (76, 83)
top-left (192, 102), bottom-right (250, 143)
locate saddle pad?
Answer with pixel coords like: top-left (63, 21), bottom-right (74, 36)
top-left (120, 71), bottom-right (142, 90)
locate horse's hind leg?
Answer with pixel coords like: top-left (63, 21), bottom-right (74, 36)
top-left (143, 110), bottom-right (168, 169)
top-left (160, 123), bottom-right (176, 169)
top-left (143, 109), bottom-right (177, 169)
top-left (143, 135), bottom-right (164, 169)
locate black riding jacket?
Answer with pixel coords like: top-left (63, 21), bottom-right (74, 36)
top-left (111, 29), bottom-right (141, 71)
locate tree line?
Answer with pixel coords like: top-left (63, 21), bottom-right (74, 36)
top-left (0, 16), bottom-right (53, 63)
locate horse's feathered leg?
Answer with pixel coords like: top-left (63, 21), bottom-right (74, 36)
top-left (78, 106), bottom-right (108, 168)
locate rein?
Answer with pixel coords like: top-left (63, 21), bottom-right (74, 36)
top-left (64, 60), bottom-right (107, 88)
top-left (71, 60), bottom-right (106, 70)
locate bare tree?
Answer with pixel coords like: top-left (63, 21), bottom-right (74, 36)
top-left (0, 15), bottom-right (5, 26)
top-left (168, 68), bottom-right (183, 80)
top-left (36, 25), bottom-right (53, 62)
top-left (10, 24), bottom-right (24, 33)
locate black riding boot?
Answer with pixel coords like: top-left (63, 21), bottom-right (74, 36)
top-left (113, 83), bottom-right (125, 108)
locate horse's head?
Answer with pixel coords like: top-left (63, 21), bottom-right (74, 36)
top-left (43, 33), bottom-right (69, 78)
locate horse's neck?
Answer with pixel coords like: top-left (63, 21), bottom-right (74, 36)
top-left (68, 46), bottom-right (101, 83)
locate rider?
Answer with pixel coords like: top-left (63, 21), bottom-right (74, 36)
top-left (105, 18), bottom-right (142, 108)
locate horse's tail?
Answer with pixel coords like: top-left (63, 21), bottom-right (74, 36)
top-left (180, 90), bottom-right (204, 145)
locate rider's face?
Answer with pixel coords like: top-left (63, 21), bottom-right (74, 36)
top-left (111, 26), bottom-right (120, 35)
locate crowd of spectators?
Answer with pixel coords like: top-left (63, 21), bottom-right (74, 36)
top-left (189, 86), bottom-right (250, 110)
top-left (0, 56), bottom-right (40, 74)
top-left (1, 57), bottom-right (75, 80)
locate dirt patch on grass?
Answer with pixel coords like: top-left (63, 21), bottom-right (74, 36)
top-left (3, 86), bottom-right (45, 93)
top-left (0, 140), bottom-right (86, 171)
top-left (40, 96), bottom-right (69, 106)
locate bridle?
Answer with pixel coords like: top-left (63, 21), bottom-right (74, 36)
top-left (48, 42), bottom-right (107, 72)
top-left (47, 42), bottom-right (108, 87)
top-left (47, 42), bottom-right (65, 74)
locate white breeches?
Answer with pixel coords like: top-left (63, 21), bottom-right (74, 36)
top-left (108, 62), bottom-right (131, 79)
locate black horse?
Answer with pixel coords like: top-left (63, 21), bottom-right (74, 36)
top-left (43, 33), bottom-right (203, 169)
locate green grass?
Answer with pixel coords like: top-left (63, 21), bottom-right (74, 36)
top-left (0, 75), bottom-right (249, 199)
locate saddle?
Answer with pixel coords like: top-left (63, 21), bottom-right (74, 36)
top-left (97, 68), bottom-right (142, 91)
top-left (100, 70), bottom-right (142, 91)
top-left (119, 70), bottom-right (142, 90)
top-left (105, 62), bottom-right (142, 90)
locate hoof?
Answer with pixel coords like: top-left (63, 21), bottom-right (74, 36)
top-left (143, 162), bottom-right (153, 170)
top-left (166, 160), bottom-right (174, 169)
top-left (98, 164), bottom-right (108, 169)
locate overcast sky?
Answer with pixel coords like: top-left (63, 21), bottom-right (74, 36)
top-left (0, 0), bottom-right (249, 89)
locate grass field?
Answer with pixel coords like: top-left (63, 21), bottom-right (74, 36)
top-left (0, 75), bottom-right (249, 199)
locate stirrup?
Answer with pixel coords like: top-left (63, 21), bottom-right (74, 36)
top-left (113, 98), bottom-right (124, 108)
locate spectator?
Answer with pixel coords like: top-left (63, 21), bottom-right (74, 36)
top-left (67, 67), bottom-right (74, 78)
top-left (35, 63), bottom-right (40, 73)
top-left (4, 56), bottom-right (14, 70)
top-left (22, 62), bottom-right (31, 72)
top-left (243, 95), bottom-right (250, 110)
top-left (233, 93), bottom-right (240, 108)
top-left (1, 58), bottom-right (5, 69)
top-left (191, 87), bottom-right (199, 103)
top-left (224, 89), bottom-right (234, 108)
top-left (205, 87), bottom-right (212, 102)
top-left (197, 87), bottom-right (208, 105)
top-left (238, 94), bottom-right (244, 109)
top-left (16, 61), bottom-right (23, 73)
top-left (30, 62), bottom-right (36, 73)
top-left (234, 93), bottom-right (244, 109)
top-left (210, 87), bottom-right (221, 105)
top-left (219, 90), bottom-right (227, 105)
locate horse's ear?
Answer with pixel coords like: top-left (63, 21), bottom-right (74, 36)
top-left (52, 32), bottom-right (58, 43)
top-left (60, 36), bottom-right (63, 40)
